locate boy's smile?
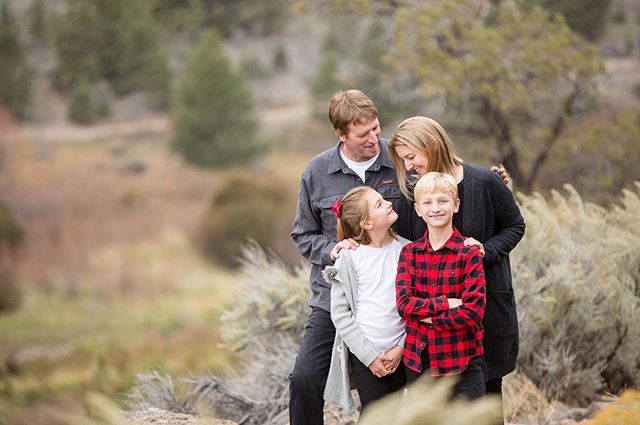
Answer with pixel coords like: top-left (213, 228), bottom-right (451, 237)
top-left (414, 192), bottom-right (460, 229)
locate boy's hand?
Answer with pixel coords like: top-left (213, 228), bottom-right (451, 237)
top-left (368, 355), bottom-right (389, 378)
top-left (330, 238), bottom-right (359, 261)
top-left (381, 346), bottom-right (403, 373)
top-left (463, 237), bottom-right (485, 257)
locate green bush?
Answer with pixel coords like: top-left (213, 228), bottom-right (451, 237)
top-left (513, 184), bottom-right (640, 405)
top-left (54, 0), bottom-right (169, 105)
top-left (0, 268), bottom-right (21, 313)
top-left (68, 79), bottom-right (111, 124)
top-left (171, 30), bottom-right (262, 168)
top-left (539, 109), bottom-right (640, 206)
top-left (198, 173), bottom-right (288, 266)
top-left (0, 1), bottom-right (33, 119)
top-left (522, 0), bottom-right (613, 40)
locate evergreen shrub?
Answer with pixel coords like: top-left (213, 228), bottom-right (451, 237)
top-left (198, 173), bottom-right (288, 267)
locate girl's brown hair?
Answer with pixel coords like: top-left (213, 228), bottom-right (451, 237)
top-left (388, 116), bottom-right (463, 201)
top-left (336, 186), bottom-right (372, 245)
top-left (336, 186), bottom-right (397, 245)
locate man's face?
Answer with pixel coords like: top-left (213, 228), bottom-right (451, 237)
top-left (414, 191), bottom-right (460, 230)
top-left (338, 117), bottom-right (381, 162)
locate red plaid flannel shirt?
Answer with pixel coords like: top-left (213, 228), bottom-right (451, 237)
top-left (396, 227), bottom-right (486, 376)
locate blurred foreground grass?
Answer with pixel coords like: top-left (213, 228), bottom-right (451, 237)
top-left (0, 233), bottom-right (239, 425)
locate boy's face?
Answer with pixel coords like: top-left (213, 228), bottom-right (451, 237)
top-left (414, 191), bottom-right (460, 230)
top-left (337, 116), bottom-right (381, 162)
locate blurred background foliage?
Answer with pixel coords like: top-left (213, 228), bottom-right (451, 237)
top-left (0, 0), bottom-right (639, 423)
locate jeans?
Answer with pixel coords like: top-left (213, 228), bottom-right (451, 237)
top-left (289, 307), bottom-right (335, 425)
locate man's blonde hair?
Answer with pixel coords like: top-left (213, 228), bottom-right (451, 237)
top-left (414, 172), bottom-right (458, 203)
top-left (329, 89), bottom-right (379, 136)
top-left (388, 116), bottom-right (463, 200)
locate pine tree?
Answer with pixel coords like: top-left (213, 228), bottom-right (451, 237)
top-left (171, 30), bottom-right (262, 168)
top-left (0, 1), bottom-right (33, 119)
top-left (54, 0), bottom-right (169, 106)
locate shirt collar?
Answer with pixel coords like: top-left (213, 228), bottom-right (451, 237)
top-left (413, 226), bottom-right (464, 253)
top-left (328, 138), bottom-right (394, 174)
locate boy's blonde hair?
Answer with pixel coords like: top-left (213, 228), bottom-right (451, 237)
top-left (414, 172), bottom-right (458, 203)
top-left (388, 116), bottom-right (463, 201)
top-left (329, 89), bottom-right (379, 136)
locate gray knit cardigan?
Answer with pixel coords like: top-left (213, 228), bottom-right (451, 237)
top-left (321, 237), bottom-right (409, 414)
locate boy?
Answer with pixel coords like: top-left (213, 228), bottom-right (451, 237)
top-left (395, 172), bottom-right (486, 399)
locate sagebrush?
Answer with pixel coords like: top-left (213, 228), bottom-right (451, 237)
top-left (127, 184), bottom-right (640, 422)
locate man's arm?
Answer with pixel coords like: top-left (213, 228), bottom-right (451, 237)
top-left (291, 175), bottom-right (335, 266)
top-left (396, 249), bottom-right (449, 320)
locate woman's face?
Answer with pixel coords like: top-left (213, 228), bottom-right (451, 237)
top-left (394, 144), bottom-right (430, 176)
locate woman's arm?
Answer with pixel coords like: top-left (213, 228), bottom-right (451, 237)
top-left (482, 173), bottom-right (525, 265)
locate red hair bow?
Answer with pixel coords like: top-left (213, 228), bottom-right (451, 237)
top-left (332, 198), bottom-right (342, 219)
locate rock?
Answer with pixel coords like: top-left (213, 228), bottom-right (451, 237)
top-left (125, 408), bottom-right (237, 425)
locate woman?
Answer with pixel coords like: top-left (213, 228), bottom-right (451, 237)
top-left (388, 116), bottom-right (525, 420)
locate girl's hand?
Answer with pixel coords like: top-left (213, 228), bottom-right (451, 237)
top-left (368, 355), bottom-right (389, 378)
top-left (330, 238), bottom-right (359, 261)
top-left (463, 237), bottom-right (485, 257)
top-left (381, 346), bottom-right (403, 373)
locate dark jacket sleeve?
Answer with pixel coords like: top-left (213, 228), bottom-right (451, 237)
top-left (482, 174), bottom-right (525, 265)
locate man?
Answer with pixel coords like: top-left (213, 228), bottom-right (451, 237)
top-left (289, 90), bottom-right (507, 424)
top-left (289, 89), bottom-right (409, 425)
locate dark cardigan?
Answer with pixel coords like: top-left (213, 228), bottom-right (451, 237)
top-left (397, 163), bottom-right (526, 380)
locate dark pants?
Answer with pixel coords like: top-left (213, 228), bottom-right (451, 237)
top-left (350, 352), bottom-right (406, 414)
top-left (405, 352), bottom-right (485, 400)
top-left (289, 307), bottom-right (335, 425)
top-left (486, 377), bottom-right (504, 424)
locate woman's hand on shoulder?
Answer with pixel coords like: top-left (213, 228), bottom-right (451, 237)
top-left (463, 237), bottom-right (485, 257)
top-left (330, 238), bottom-right (359, 262)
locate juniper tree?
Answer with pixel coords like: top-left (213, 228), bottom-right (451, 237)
top-left (171, 30), bottom-right (261, 168)
top-left (387, 0), bottom-right (602, 191)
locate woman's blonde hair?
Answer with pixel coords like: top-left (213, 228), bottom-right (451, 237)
top-left (388, 116), bottom-right (463, 201)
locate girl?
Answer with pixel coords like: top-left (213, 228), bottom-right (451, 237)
top-left (322, 186), bottom-right (409, 415)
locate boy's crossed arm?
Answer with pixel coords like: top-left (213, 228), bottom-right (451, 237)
top-left (396, 250), bottom-right (456, 320)
top-left (423, 251), bottom-right (486, 330)
top-left (396, 249), bottom-right (486, 328)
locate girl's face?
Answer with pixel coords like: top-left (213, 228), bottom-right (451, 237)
top-left (362, 189), bottom-right (398, 231)
top-left (394, 144), bottom-right (430, 176)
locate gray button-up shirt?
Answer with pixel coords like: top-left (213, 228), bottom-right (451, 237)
top-left (291, 139), bottom-right (411, 312)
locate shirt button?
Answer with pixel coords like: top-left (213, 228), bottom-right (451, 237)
top-left (431, 283), bottom-right (436, 287)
